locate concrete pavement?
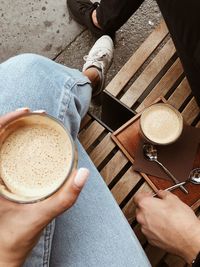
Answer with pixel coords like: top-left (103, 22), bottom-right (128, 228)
top-left (1, 0), bottom-right (161, 70)
top-left (0, 0), bottom-right (83, 62)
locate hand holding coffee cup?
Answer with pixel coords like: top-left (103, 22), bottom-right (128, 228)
top-left (0, 109), bottom-right (83, 203)
top-left (140, 103), bottom-right (183, 145)
top-left (0, 109), bottom-right (90, 266)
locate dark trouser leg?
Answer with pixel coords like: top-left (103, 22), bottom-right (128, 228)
top-left (96, 0), bottom-right (144, 35)
top-left (96, 0), bottom-right (200, 105)
top-left (155, 0), bottom-right (200, 105)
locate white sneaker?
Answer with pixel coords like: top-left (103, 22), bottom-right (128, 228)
top-left (83, 35), bottom-right (114, 96)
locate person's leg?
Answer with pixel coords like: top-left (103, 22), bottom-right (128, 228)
top-left (0, 37), bottom-right (114, 267)
top-left (0, 53), bottom-right (150, 266)
top-left (96, 0), bottom-right (144, 35)
top-left (67, 0), bottom-right (144, 38)
top-left (50, 141), bottom-right (151, 267)
top-left (0, 53), bottom-right (92, 266)
top-left (156, 0), bottom-right (200, 105)
top-left (0, 51), bottom-right (148, 267)
top-left (0, 53), bottom-right (92, 139)
top-left (96, 0), bottom-right (200, 104)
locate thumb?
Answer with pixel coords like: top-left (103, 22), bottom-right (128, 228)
top-left (73, 168), bottom-right (90, 190)
top-left (40, 168), bottom-right (89, 219)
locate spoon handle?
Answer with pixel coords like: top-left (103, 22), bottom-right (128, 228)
top-left (152, 181), bottom-right (187, 197)
top-left (155, 160), bottom-right (188, 194)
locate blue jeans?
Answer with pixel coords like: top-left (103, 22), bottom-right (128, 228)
top-left (0, 54), bottom-right (151, 267)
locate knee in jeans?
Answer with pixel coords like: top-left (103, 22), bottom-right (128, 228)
top-left (4, 53), bottom-right (53, 78)
top-left (10, 53), bottom-right (44, 65)
top-left (8, 53), bottom-right (49, 69)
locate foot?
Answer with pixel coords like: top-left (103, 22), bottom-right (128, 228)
top-left (83, 35), bottom-right (114, 96)
top-left (67, 0), bottom-right (107, 38)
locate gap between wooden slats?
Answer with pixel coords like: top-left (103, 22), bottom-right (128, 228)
top-left (105, 20), bottom-right (168, 97)
top-left (145, 245), bottom-right (166, 267)
top-left (120, 39), bottom-right (176, 108)
top-left (79, 120), bottom-right (105, 150)
top-left (133, 224), bottom-right (147, 247)
top-left (111, 167), bottom-right (141, 205)
top-left (181, 97), bottom-right (200, 125)
top-left (163, 254), bottom-right (186, 267)
top-left (122, 183), bottom-right (153, 223)
top-left (80, 115), bottom-right (92, 131)
top-left (100, 150), bottom-right (128, 185)
top-left (167, 77), bottom-right (191, 109)
top-left (196, 120), bottom-right (200, 128)
top-left (136, 59), bottom-right (183, 112)
top-left (89, 133), bottom-right (115, 168)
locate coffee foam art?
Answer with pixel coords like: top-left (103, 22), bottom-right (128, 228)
top-left (140, 104), bottom-right (183, 145)
top-left (0, 114), bottom-right (75, 203)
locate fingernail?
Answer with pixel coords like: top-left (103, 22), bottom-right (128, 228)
top-left (33, 110), bottom-right (46, 114)
top-left (16, 107), bottom-right (29, 111)
top-left (74, 168), bottom-right (89, 188)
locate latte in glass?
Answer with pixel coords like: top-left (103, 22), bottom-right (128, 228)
top-left (0, 113), bottom-right (76, 203)
top-left (140, 103), bottom-right (183, 145)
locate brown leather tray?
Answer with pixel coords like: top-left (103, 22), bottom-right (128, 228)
top-left (111, 101), bottom-right (200, 210)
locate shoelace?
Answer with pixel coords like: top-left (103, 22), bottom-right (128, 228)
top-left (83, 51), bottom-right (107, 64)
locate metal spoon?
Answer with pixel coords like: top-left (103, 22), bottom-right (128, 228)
top-left (164, 168), bottom-right (200, 191)
top-left (143, 143), bottom-right (188, 194)
top-left (153, 168), bottom-right (200, 196)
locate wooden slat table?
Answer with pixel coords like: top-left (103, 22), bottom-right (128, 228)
top-left (80, 20), bottom-right (200, 267)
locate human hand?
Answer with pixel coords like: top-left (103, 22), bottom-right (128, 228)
top-left (134, 190), bottom-right (200, 264)
top-left (0, 109), bottom-right (89, 267)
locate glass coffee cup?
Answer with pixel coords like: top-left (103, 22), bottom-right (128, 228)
top-left (0, 113), bottom-right (77, 203)
top-left (140, 103), bottom-right (183, 145)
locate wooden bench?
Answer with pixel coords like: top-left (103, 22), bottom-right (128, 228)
top-left (103, 20), bottom-right (200, 130)
top-left (79, 20), bottom-right (200, 267)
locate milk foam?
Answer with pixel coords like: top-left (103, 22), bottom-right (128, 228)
top-left (0, 124), bottom-right (72, 198)
top-left (141, 104), bottom-right (183, 144)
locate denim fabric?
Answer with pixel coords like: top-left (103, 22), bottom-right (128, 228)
top-left (23, 223), bottom-right (55, 267)
top-left (0, 54), bottom-right (151, 267)
top-left (50, 141), bottom-right (151, 267)
top-left (0, 53), bottom-right (92, 139)
top-left (0, 53), bottom-right (92, 267)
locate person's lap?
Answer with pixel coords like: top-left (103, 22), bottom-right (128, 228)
top-left (0, 54), bottom-right (150, 267)
top-left (50, 141), bottom-right (151, 267)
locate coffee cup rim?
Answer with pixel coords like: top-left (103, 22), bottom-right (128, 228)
top-left (140, 103), bottom-right (183, 145)
top-left (0, 112), bottom-right (76, 204)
